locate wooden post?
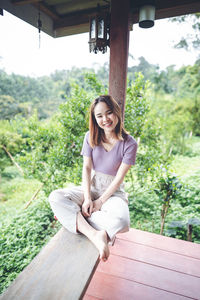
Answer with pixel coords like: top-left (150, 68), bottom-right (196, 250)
top-left (109, 0), bottom-right (130, 119)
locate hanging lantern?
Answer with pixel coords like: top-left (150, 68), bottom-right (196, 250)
top-left (139, 4), bottom-right (156, 28)
top-left (89, 12), bottom-right (110, 54)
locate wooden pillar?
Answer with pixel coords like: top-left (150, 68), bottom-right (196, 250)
top-left (109, 0), bottom-right (130, 119)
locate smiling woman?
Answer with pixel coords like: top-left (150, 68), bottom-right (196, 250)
top-left (49, 95), bottom-right (138, 261)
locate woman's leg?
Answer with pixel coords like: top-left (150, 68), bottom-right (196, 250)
top-left (87, 196), bottom-right (130, 242)
top-left (49, 187), bottom-right (110, 261)
top-left (77, 212), bottom-right (109, 261)
top-left (49, 186), bottom-right (84, 233)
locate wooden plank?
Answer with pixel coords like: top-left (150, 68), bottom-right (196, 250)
top-left (12, 0), bottom-right (40, 5)
top-left (118, 228), bottom-right (200, 259)
top-left (109, 0), bottom-right (130, 119)
top-left (110, 238), bottom-right (200, 277)
top-left (55, 0), bottom-right (107, 15)
top-left (97, 255), bottom-right (200, 299)
top-left (84, 295), bottom-right (102, 300)
top-left (0, 227), bottom-right (99, 300)
top-left (84, 272), bottom-right (190, 300)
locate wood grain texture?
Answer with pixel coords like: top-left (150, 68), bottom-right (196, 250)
top-left (84, 272), bottom-right (190, 300)
top-left (118, 228), bottom-right (200, 259)
top-left (109, 0), bottom-right (130, 118)
top-left (111, 238), bottom-right (200, 277)
top-left (85, 228), bottom-right (200, 300)
top-left (0, 227), bottom-right (99, 300)
top-left (98, 255), bottom-right (200, 299)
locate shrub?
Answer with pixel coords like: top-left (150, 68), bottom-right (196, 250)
top-left (0, 197), bottom-right (60, 294)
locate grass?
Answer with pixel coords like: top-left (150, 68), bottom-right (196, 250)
top-left (0, 167), bottom-right (41, 223)
top-left (169, 136), bottom-right (200, 184)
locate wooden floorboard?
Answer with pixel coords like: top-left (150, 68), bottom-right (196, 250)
top-left (111, 238), bottom-right (200, 277)
top-left (84, 228), bottom-right (200, 300)
top-left (118, 229), bottom-right (200, 259)
top-left (84, 272), bottom-right (191, 300)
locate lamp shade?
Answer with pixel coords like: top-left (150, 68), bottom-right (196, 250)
top-left (139, 5), bottom-right (155, 28)
top-left (89, 13), bottom-right (110, 53)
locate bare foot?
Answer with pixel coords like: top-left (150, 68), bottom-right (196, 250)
top-left (92, 230), bottom-right (110, 262)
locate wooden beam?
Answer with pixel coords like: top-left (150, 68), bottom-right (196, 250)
top-left (130, 0), bottom-right (200, 24)
top-left (109, 0), bottom-right (130, 119)
top-left (53, 5), bottom-right (109, 36)
top-left (55, 0), bottom-right (106, 15)
top-left (11, 0), bottom-right (41, 5)
top-left (55, 23), bottom-right (89, 37)
top-left (54, 5), bottom-right (109, 28)
top-left (1, 0), bottom-right (55, 37)
top-left (33, 2), bottom-right (59, 20)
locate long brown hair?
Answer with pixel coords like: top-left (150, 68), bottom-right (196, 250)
top-left (89, 95), bottom-right (128, 147)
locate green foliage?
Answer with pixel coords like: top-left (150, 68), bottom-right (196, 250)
top-left (0, 67), bottom-right (107, 121)
top-left (125, 72), bottom-right (150, 137)
top-left (0, 95), bottom-right (23, 120)
top-left (128, 57), bottom-right (159, 83)
top-left (155, 172), bottom-right (182, 234)
top-left (155, 172), bottom-right (182, 202)
top-left (0, 172), bottom-right (41, 220)
top-left (125, 73), bottom-right (168, 184)
top-left (0, 198), bottom-right (60, 294)
top-left (15, 74), bottom-right (106, 194)
top-left (171, 13), bottom-right (200, 51)
top-left (128, 185), bottom-right (161, 233)
top-left (0, 120), bottom-right (25, 172)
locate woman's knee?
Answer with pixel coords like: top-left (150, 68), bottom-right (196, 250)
top-left (48, 189), bottom-right (64, 204)
top-left (113, 215), bottom-right (130, 232)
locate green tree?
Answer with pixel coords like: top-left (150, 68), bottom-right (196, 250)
top-left (0, 95), bottom-right (21, 120)
top-left (171, 13), bottom-right (200, 52)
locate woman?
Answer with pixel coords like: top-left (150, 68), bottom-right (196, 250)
top-left (49, 95), bottom-right (137, 261)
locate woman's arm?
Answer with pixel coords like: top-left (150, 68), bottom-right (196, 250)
top-left (92, 163), bottom-right (131, 211)
top-left (82, 156), bottom-right (93, 217)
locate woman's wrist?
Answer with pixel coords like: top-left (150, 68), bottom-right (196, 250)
top-left (99, 198), bottom-right (104, 205)
top-left (84, 196), bottom-right (92, 203)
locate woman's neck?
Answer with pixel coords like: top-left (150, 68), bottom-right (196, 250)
top-left (104, 131), bottom-right (118, 143)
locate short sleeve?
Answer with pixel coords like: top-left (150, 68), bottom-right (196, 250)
top-left (81, 131), bottom-right (93, 157)
top-left (122, 136), bottom-right (138, 165)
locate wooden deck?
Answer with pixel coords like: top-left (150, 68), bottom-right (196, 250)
top-left (84, 228), bottom-right (200, 300)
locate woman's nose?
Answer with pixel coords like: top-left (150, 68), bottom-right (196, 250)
top-left (103, 115), bottom-right (108, 122)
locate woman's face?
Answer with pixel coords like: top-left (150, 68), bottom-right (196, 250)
top-left (94, 101), bottom-right (118, 134)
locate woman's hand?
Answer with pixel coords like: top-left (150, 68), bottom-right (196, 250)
top-left (82, 199), bottom-right (93, 217)
top-left (92, 199), bottom-right (103, 212)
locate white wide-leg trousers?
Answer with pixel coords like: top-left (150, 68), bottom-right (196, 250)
top-left (49, 172), bottom-right (130, 241)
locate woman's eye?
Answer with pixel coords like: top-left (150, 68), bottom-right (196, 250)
top-left (108, 111), bottom-right (112, 115)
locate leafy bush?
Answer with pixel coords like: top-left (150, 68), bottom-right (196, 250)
top-left (0, 197), bottom-right (60, 294)
top-left (125, 73), bottom-right (169, 186)
top-left (0, 120), bottom-right (26, 172)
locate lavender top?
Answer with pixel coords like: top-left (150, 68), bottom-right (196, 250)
top-left (81, 131), bottom-right (138, 176)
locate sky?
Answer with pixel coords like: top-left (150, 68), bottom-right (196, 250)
top-left (0, 10), bottom-right (198, 77)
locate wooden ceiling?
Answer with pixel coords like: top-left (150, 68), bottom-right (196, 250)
top-left (1, 0), bottom-right (200, 38)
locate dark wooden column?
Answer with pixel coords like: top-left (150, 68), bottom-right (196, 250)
top-left (109, 0), bottom-right (130, 119)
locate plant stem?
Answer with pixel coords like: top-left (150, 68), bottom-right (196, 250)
top-left (160, 201), bottom-right (169, 235)
top-left (2, 145), bottom-right (24, 176)
top-left (24, 183), bottom-right (44, 209)
top-left (187, 224), bottom-right (193, 242)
